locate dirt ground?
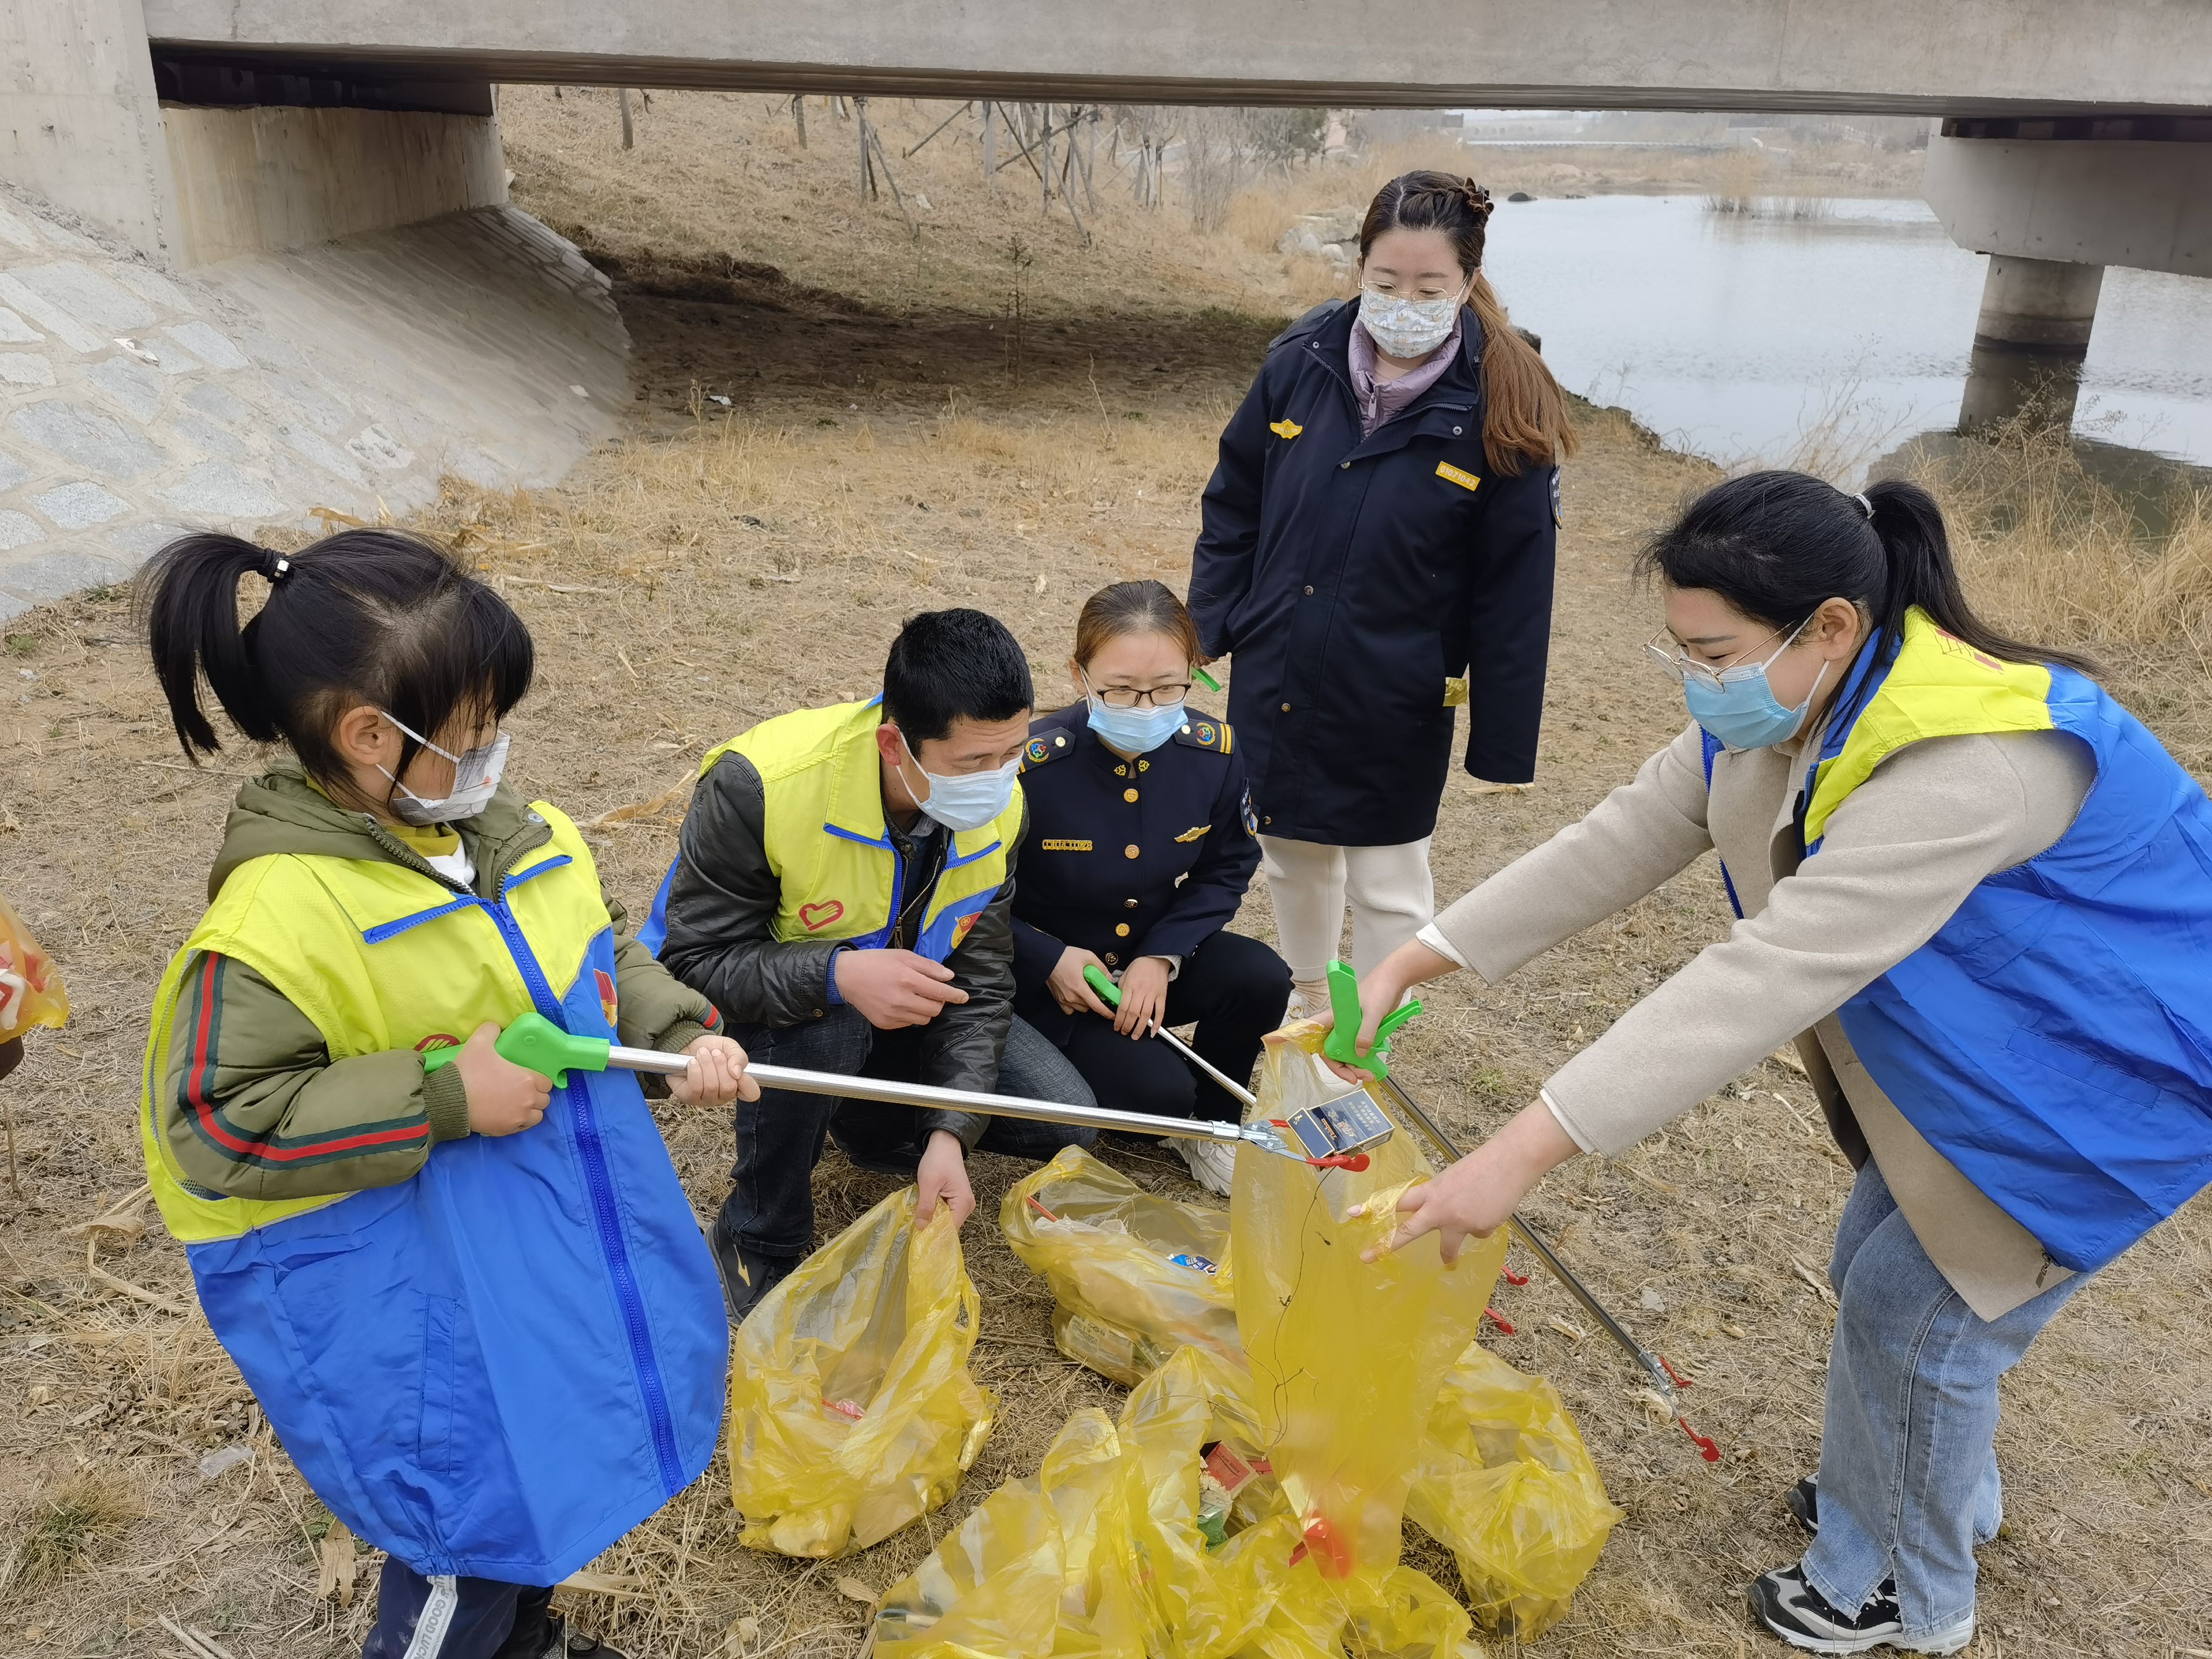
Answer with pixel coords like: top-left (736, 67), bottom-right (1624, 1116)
top-left (3, 93), bottom-right (2208, 1659)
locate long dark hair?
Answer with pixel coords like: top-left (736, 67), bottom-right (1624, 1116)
top-left (1637, 472), bottom-right (2098, 729)
top-left (140, 528), bottom-right (534, 803)
top-left (1358, 170), bottom-right (1578, 477)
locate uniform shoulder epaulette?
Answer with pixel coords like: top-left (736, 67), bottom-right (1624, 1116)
top-left (1172, 717), bottom-right (1233, 755)
top-left (1020, 726), bottom-right (1078, 772)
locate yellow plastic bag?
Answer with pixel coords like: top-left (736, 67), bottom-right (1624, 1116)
top-left (0, 895), bottom-right (68, 1041)
top-left (1407, 1343), bottom-right (1624, 1638)
top-left (725, 1186), bottom-right (995, 1556)
top-left (1232, 1024), bottom-right (1505, 1580)
top-left (875, 1346), bottom-right (1479, 1659)
top-left (1001, 1145), bottom-right (1239, 1386)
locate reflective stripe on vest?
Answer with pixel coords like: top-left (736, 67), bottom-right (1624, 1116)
top-left (636, 697), bottom-right (1021, 961)
top-left (1802, 609), bottom-right (2212, 1271)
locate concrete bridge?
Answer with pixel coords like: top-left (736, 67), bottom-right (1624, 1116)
top-left (4, 1), bottom-right (2209, 508)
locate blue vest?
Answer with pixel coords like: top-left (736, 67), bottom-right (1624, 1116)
top-left (1787, 612), bottom-right (2212, 1272)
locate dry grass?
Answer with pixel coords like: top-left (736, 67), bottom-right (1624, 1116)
top-left (1, 91), bottom-right (2207, 1659)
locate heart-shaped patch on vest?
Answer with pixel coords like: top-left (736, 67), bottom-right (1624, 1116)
top-left (799, 900), bottom-right (845, 932)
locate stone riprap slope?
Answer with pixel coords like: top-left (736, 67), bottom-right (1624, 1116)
top-left (0, 197), bottom-right (628, 619)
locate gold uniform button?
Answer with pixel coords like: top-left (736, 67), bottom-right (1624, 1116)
top-left (1103, 952), bottom-right (1120, 966)
top-left (1124, 787), bottom-right (1139, 802)
top-left (1124, 844), bottom-right (1140, 859)
top-left (1114, 922), bottom-right (1130, 937)
top-left (1124, 898), bottom-right (1139, 908)
top-left (1280, 702), bottom-right (1291, 712)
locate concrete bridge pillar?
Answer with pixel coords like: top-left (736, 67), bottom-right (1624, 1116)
top-left (1959, 254), bottom-right (2105, 432)
top-left (1924, 123), bottom-right (2212, 437)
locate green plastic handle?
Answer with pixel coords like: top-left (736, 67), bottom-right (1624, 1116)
top-left (1082, 963), bottom-right (1123, 1008)
top-left (1318, 957), bottom-right (1421, 1079)
top-left (1192, 665), bottom-right (1223, 693)
top-left (418, 1010), bottom-right (611, 1088)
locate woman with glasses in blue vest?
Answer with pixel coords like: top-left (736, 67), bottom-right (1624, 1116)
top-left (1336, 472), bottom-right (2212, 1656)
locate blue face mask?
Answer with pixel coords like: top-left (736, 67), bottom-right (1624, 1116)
top-left (1677, 617), bottom-right (1829, 751)
top-left (896, 739), bottom-right (1020, 833)
top-left (1083, 672), bottom-right (1188, 756)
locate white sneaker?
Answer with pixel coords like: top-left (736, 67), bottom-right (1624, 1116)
top-left (1177, 1135), bottom-right (1237, 1196)
top-left (1285, 978), bottom-right (1328, 1023)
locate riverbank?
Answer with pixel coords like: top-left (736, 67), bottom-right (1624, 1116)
top-left (1, 92), bottom-right (2204, 1659)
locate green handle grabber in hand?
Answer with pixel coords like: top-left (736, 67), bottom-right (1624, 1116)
top-left (419, 1011), bottom-right (616, 1088)
top-left (1319, 957), bottom-right (1421, 1080)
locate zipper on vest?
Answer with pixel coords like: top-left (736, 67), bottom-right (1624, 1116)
top-left (483, 889), bottom-right (687, 1498)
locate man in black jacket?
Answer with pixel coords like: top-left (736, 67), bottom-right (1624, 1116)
top-left (651, 610), bottom-right (1095, 1321)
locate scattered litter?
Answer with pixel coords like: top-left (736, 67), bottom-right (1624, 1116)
top-left (1546, 1314), bottom-right (1588, 1344)
top-left (709, 394), bottom-right (733, 406)
top-left (1638, 1286), bottom-right (1666, 1313)
top-left (727, 1187), bottom-right (994, 1556)
top-left (197, 1443), bottom-right (253, 1480)
top-left (836, 1577), bottom-right (879, 1605)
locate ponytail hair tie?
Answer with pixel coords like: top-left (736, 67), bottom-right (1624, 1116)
top-left (260, 551), bottom-right (292, 582)
top-left (1852, 491), bottom-right (1874, 520)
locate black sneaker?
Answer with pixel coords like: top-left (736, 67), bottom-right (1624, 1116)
top-left (709, 1223), bottom-right (798, 1325)
top-left (1786, 1476), bottom-right (1819, 1536)
top-left (542, 1617), bottom-right (627, 1658)
top-left (1748, 1566), bottom-right (1972, 1655)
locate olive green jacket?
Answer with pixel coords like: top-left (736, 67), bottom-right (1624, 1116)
top-left (160, 764), bottom-right (712, 1202)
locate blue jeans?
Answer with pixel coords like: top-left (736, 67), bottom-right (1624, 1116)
top-left (1805, 1161), bottom-right (2089, 1644)
top-left (718, 1006), bottom-right (1095, 1257)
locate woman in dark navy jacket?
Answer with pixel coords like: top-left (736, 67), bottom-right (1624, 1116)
top-left (1011, 581), bottom-right (1291, 1194)
top-left (1188, 171), bottom-right (1577, 1014)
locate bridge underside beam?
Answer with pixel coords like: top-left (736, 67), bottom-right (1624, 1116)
top-left (143, 42), bottom-right (2212, 119)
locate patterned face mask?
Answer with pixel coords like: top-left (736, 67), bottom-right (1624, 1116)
top-left (1357, 286), bottom-right (1464, 359)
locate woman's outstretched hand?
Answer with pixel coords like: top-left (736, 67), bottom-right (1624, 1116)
top-left (1317, 939), bottom-right (1461, 1083)
top-left (1354, 1097), bottom-right (1581, 1265)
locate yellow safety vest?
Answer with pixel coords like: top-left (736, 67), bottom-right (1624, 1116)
top-left (140, 804), bottom-right (612, 1243)
top-left (701, 698), bottom-right (1022, 961)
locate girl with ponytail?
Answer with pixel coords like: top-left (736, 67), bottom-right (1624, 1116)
top-left (1189, 170), bottom-right (1575, 1013)
top-left (138, 528), bottom-right (755, 1659)
top-left (1334, 470), bottom-right (2212, 1654)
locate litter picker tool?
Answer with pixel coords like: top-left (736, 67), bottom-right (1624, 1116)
top-left (420, 1011), bottom-right (1386, 1171)
top-left (1080, 963), bottom-right (1394, 1166)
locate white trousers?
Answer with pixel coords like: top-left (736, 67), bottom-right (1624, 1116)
top-left (1258, 835), bottom-right (1435, 982)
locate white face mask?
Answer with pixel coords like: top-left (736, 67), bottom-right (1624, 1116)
top-left (377, 711), bottom-right (508, 826)
top-left (1358, 286), bottom-right (1464, 360)
top-left (893, 735), bottom-right (1020, 833)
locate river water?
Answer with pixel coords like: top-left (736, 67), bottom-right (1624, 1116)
top-left (1482, 194), bottom-right (2212, 478)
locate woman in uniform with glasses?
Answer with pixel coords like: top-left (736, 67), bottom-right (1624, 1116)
top-left (1188, 170), bottom-right (1579, 1014)
top-left (1009, 580), bottom-right (1290, 1193)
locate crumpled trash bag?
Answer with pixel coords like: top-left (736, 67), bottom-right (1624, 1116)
top-left (1407, 1343), bottom-right (1625, 1638)
top-left (1001, 1145), bottom-right (1239, 1386)
top-left (0, 893), bottom-right (68, 1041)
top-left (874, 1347), bottom-right (1480, 1659)
top-left (1232, 1023), bottom-right (1506, 1580)
top-left (726, 1186), bottom-right (995, 1556)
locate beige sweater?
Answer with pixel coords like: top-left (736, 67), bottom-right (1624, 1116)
top-left (1422, 719), bottom-right (2094, 1319)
